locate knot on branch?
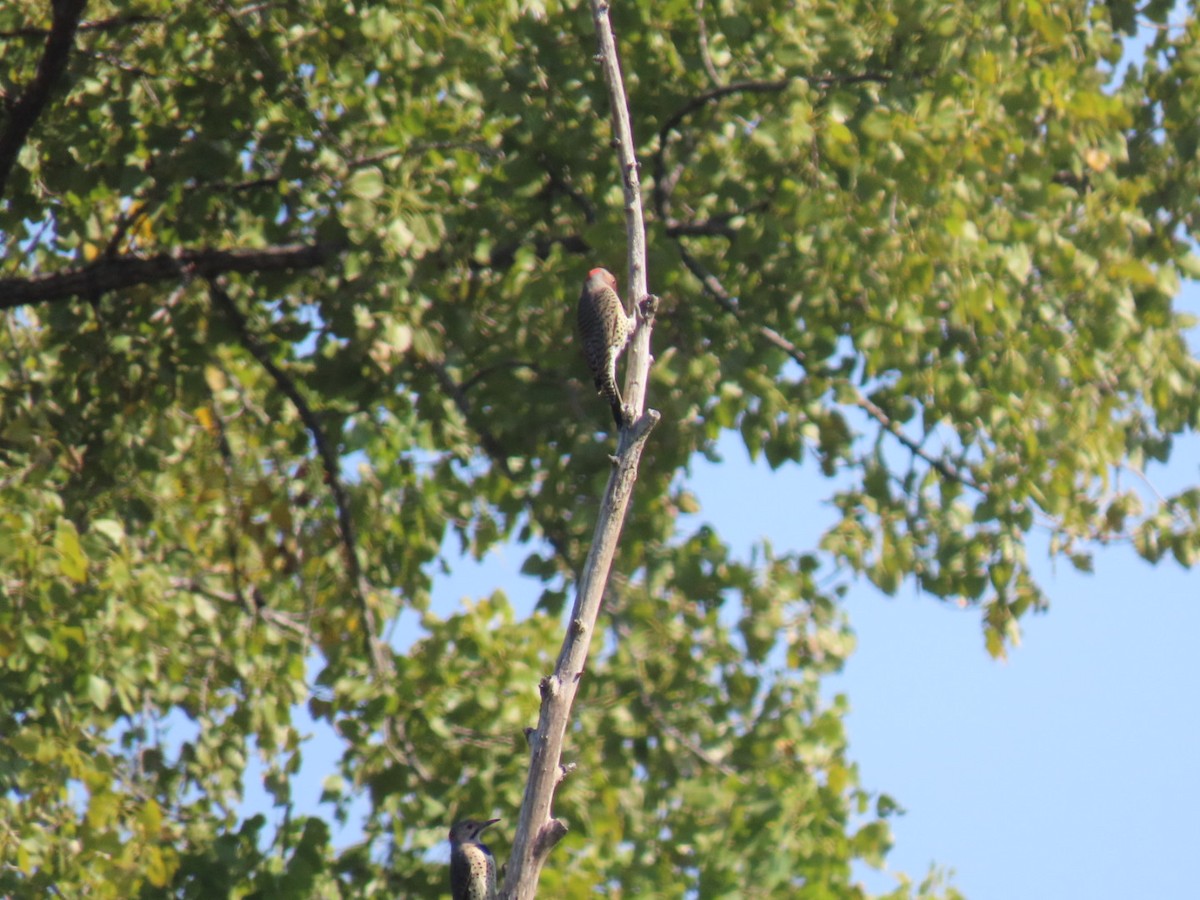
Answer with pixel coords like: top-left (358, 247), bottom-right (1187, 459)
top-left (627, 408), bottom-right (661, 441)
top-left (534, 819), bottom-right (570, 858)
top-left (538, 675), bottom-right (561, 700)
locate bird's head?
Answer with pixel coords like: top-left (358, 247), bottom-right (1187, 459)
top-left (585, 267), bottom-right (618, 293)
top-left (449, 817), bottom-right (500, 843)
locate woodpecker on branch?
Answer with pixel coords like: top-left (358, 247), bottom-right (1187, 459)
top-left (577, 267), bottom-right (637, 427)
top-left (449, 818), bottom-right (500, 900)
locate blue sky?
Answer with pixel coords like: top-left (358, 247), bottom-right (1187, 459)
top-left (837, 540), bottom-right (1200, 899)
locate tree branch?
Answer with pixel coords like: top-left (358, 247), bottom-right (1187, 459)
top-left (0, 0), bottom-right (89, 201)
top-left (693, 0), bottom-right (721, 87)
top-left (208, 279), bottom-right (390, 677)
top-left (431, 359), bottom-right (581, 594)
top-left (0, 243), bottom-right (334, 309)
top-left (663, 203), bottom-right (769, 240)
top-left (675, 243), bottom-right (982, 492)
top-left (483, 233), bottom-right (590, 272)
top-left (0, 13), bottom-right (159, 41)
top-left (501, 418), bottom-right (656, 900)
top-left (205, 397), bottom-right (252, 616)
top-left (612, 618), bottom-right (742, 780)
top-left (210, 281), bottom-right (434, 780)
top-left (429, 361), bottom-right (517, 480)
top-left (652, 70), bottom-right (898, 225)
top-left (601, 13), bottom-right (654, 420)
top-left (656, 71), bottom-right (896, 148)
top-left (499, 4), bottom-right (661, 897)
top-left (540, 155), bottom-right (597, 224)
top-left (854, 392), bottom-right (978, 490)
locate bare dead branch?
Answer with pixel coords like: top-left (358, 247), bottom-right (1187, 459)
top-left (501, 415), bottom-right (657, 900)
top-left (0, 0), bottom-right (89, 200)
top-left (499, 4), bottom-right (661, 897)
top-left (0, 243), bottom-right (334, 309)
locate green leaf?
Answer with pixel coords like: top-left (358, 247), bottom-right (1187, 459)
top-left (346, 167), bottom-right (385, 200)
top-left (90, 518), bottom-right (126, 545)
top-left (87, 675), bottom-right (112, 711)
top-left (55, 518), bottom-right (88, 583)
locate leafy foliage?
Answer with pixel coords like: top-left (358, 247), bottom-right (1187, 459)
top-left (1, 0), bottom-right (1198, 896)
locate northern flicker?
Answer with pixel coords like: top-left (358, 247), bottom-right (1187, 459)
top-left (577, 267), bottom-right (637, 427)
top-left (449, 818), bottom-right (499, 900)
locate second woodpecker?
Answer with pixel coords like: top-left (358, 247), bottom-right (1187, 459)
top-left (577, 267), bottom-right (637, 427)
top-left (449, 818), bottom-right (499, 900)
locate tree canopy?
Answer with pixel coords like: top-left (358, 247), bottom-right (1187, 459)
top-left (1, 0), bottom-right (1198, 896)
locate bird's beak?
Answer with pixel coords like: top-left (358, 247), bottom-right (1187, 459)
top-left (482, 818), bottom-right (500, 830)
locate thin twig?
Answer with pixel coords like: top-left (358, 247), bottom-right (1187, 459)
top-left (430, 361), bottom-right (516, 479)
top-left (208, 279), bottom-right (390, 676)
top-left (663, 202), bottom-right (768, 239)
top-left (102, 200), bottom-right (152, 257)
top-left (4, 214), bottom-right (54, 276)
top-left (652, 70), bottom-right (898, 224)
top-left (657, 71), bottom-right (894, 147)
top-left (694, 0), bottom-right (721, 87)
top-left (657, 78), bottom-right (791, 149)
top-left (483, 233), bottom-right (590, 272)
top-left (675, 243), bottom-right (981, 491)
top-left (431, 359), bottom-right (580, 603)
top-left (541, 157), bottom-right (597, 224)
top-left (0, 13), bottom-right (159, 41)
top-left (613, 620), bottom-right (741, 779)
top-left (854, 392), bottom-right (977, 489)
top-left (205, 398), bottom-right (251, 614)
top-left (459, 360), bottom-right (544, 393)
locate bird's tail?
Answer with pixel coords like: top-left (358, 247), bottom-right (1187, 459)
top-left (598, 376), bottom-right (628, 428)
